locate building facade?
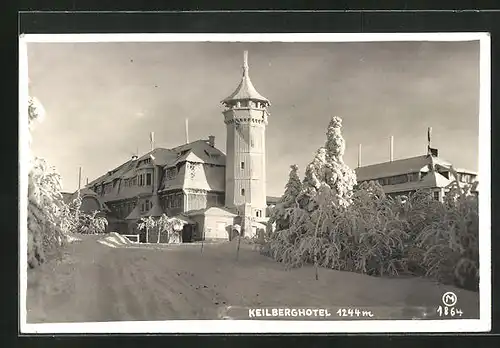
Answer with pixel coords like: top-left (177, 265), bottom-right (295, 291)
top-left (82, 51), bottom-right (272, 242)
top-left (355, 154), bottom-right (478, 201)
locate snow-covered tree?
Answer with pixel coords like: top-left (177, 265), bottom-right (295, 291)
top-left (137, 216), bottom-right (156, 243)
top-left (155, 214), bottom-right (185, 244)
top-left (323, 116), bottom-right (357, 208)
top-left (27, 94), bottom-right (74, 267)
top-left (78, 211), bottom-right (108, 234)
top-left (299, 147), bottom-right (328, 211)
top-left (269, 164), bottom-right (303, 233)
top-left (265, 116), bottom-right (358, 273)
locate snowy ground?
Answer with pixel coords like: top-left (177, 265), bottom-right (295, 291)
top-left (26, 234), bottom-right (480, 323)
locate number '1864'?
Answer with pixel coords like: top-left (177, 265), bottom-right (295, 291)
top-left (437, 306), bottom-right (463, 317)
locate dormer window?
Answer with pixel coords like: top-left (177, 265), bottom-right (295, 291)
top-left (166, 167), bottom-right (177, 180)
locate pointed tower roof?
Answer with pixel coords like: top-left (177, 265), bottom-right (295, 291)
top-left (222, 51), bottom-right (270, 105)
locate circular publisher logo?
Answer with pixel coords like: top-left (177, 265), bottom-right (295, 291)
top-left (442, 292), bottom-right (457, 307)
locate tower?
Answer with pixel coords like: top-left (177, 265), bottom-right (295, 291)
top-left (222, 51), bottom-right (270, 224)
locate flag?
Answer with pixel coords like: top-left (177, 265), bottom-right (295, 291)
top-left (427, 127), bottom-right (432, 144)
top-left (428, 147), bottom-right (438, 157)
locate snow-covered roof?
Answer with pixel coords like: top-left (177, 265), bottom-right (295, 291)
top-left (164, 140), bottom-right (226, 168)
top-left (86, 139), bottom-right (226, 203)
top-left (68, 188), bottom-right (111, 212)
top-left (355, 155), bottom-right (453, 182)
top-left (221, 51), bottom-right (269, 105)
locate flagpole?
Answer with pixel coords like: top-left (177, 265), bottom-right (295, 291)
top-left (427, 127), bottom-right (432, 156)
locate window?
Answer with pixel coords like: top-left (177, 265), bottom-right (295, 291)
top-left (408, 173), bottom-right (420, 182)
top-left (241, 188), bottom-right (245, 196)
top-left (146, 173), bottom-right (152, 186)
top-left (145, 200), bottom-right (150, 211)
top-left (256, 210), bottom-right (261, 218)
top-left (433, 191), bottom-right (440, 201)
top-left (461, 174), bottom-right (472, 183)
top-left (387, 174), bottom-right (408, 185)
top-left (240, 161), bottom-right (245, 170)
top-left (166, 167), bottom-right (177, 180)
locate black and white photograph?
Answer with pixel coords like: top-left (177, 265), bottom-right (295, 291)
top-left (19, 33), bottom-right (491, 333)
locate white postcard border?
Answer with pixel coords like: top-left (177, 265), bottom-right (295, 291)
top-left (19, 32), bottom-right (491, 334)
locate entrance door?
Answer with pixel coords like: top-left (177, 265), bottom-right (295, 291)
top-left (182, 224), bottom-right (193, 243)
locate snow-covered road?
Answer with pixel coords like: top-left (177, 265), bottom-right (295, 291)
top-left (26, 235), bottom-right (480, 323)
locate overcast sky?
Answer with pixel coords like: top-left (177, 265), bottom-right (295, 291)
top-left (27, 40), bottom-right (480, 197)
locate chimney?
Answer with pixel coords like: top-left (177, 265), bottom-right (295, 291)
top-left (357, 143), bottom-right (362, 168)
top-left (208, 135), bottom-right (215, 147)
top-left (86, 177), bottom-right (89, 185)
top-left (185, 118), bottom-right (189, 144)
top-left (390, 135), bottom-right (394, 162)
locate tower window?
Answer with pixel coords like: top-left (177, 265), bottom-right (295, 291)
top-left (241, 188), bottom-right (245, 196)
top-left (146, 173), bottom-right (152, 186)
top-left (240, 161), bottom-right (245, 169)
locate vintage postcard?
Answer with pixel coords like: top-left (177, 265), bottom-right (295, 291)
top-left (19, 33), bottom-right (491, 333)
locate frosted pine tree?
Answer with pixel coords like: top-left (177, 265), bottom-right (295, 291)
top-left (270, 164), bottom-right (302, 231)
top-left (265, 116), bottom-right (357, 271)
top-left (27, 93), bottom-right (69, 268)
top-left (323, 116), bottom-right (357, 208)
top-left (299, 147), bottom-right (328, 211)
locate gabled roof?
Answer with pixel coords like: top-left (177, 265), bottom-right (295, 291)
top-left (221, 51), bottom-right (269, 105)
top-left (355, 155), bottom-right (452, 182)
top-left (163, 140), bottom-right (226, 168)
top-left (68, 188), bottom-right (111, 212)
top-left (86, 139), bottom-right (226, 202)
top-left (423, 171), bottom-right (451, 187)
